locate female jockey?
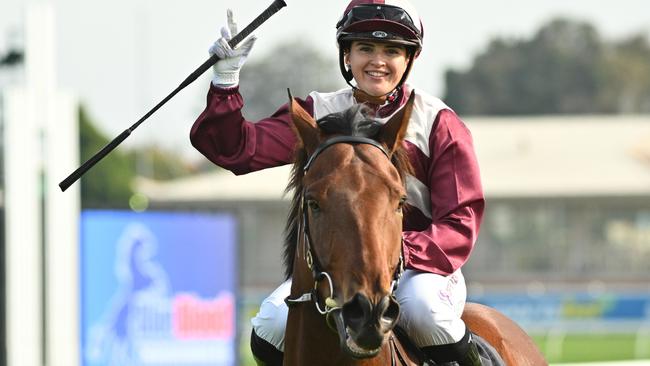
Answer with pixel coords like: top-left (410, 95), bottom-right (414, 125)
top-left (190, 1), bottom-right (485, 365)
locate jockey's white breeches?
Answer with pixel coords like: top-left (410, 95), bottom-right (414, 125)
top-left (251, 269), bottom-right (467, 352)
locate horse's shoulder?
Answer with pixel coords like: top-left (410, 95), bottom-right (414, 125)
top-left (462, 302), bottom-right (548, 366)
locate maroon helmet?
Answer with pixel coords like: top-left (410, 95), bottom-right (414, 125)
top-left (336, 0), bottom-right (424, 88)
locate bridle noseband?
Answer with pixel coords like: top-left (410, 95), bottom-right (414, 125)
top-left (285, 136), bottom-right (405, 323)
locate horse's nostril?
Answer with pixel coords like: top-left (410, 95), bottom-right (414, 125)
top-left (378, 295), bottom-right (400, 330)
top-left (342, 293), bottom-right (400, 333)
top-left (341, 293), bottom-right (397, 352)
top-left (342, 293), bottom-right (372, 329)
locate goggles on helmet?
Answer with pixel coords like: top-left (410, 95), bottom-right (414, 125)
top-left (336, 4), bottom-right (421, 40)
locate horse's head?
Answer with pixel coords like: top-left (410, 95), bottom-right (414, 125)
top-left (285, 91), bottom-right (415, 359)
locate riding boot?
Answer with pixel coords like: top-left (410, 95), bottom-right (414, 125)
top-left (250, 329), bottom-right (284, 366)
top-left (420, 328), bottom-right (482, 366)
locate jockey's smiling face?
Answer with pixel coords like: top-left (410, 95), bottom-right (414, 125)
top-left (345, 41), bottom-right (411, 97)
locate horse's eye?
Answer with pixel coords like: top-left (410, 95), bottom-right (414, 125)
top-left (307, 199), bottom-right (320, 212)
top-left (397, 196), bottom-right (407, 214)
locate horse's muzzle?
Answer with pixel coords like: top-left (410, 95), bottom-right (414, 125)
top-left (334, 293), bottom-right (400, 358)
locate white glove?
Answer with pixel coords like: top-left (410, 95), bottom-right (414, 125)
top-left (209, 9), bottom-right (257, 87)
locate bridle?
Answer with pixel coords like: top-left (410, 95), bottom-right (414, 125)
top-left (285, 135), bottom-right (405, 326)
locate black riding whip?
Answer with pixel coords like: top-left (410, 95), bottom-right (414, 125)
top-left (59, 0), bottom-right (288, 192)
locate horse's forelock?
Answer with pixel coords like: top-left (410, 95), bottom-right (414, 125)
top-left (317, 105), bottom-right (383, 138)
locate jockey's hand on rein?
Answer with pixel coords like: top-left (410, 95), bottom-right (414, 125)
top-left (209, 9), bottom-right (257, 88)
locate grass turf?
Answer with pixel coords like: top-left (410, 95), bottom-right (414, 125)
top-left (533, 333), bottom-right (649, 363)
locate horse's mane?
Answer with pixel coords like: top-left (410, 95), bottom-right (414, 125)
top-left (282, 104), bottom-right (412, 279)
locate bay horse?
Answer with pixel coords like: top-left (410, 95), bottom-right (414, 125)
top-left (281, 91), bottom-right (547, 366)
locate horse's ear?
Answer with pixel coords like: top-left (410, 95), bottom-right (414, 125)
top-left (379, 91), bottom-right (415, 156)
top-left (288, 89), bottom-right (319, 154)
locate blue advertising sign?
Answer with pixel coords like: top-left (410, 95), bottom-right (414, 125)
top-left (81, 210), bottom-right (237, 366)
top-left (470, 292), bottom-right (650, 332)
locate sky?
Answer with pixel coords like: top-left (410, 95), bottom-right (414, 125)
top-left (1, 0), bottom-right (650, 161)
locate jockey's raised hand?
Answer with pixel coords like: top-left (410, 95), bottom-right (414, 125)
top-left (209, 9), bottom-right (257, 87)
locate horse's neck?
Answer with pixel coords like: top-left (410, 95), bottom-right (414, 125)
top-left (284, 299), bottom-right (340, 365)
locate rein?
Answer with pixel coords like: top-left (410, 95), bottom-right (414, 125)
top-left (285, 136), bottom-right (405, 326)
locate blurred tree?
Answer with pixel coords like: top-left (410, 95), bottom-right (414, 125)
top-left (126, 146), bottom-right (196, 181)
top-left (238, 40), bottom-right (344, 120)
top-left (444, 18), bottom-right (650, 115)
top-left (79, 105), bottom-right (134, 208)
top-left (599, 35), bottom-right (650, 113)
